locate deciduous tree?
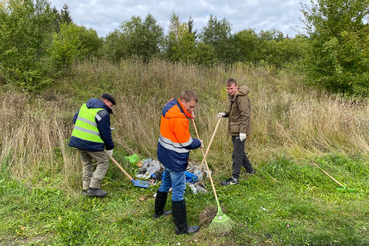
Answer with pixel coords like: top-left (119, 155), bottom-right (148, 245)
top-left (199, 15), bottom-right (235, 63)
top-left (301, 0), bottom-right (369, 96)
top-left (165, 13), bottom-right (196, 62)
top-left (0, 0), bottom-right (56, 90)
top-left (120, 14), bottom-right (164, 61)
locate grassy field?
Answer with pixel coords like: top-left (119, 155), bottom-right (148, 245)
top-left (1, 59), bottom-right (369, 245)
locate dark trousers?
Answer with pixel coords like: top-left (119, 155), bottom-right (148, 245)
top-left (231, 136), bottom-right (253, 179)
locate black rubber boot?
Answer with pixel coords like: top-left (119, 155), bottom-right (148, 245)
top-left (153, 191), bottom-right (172, 219)
top-left (172, 200), bottom-right (199, 235)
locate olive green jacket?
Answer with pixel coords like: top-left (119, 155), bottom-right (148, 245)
top-left (224, 86), bottom-right (251, 136)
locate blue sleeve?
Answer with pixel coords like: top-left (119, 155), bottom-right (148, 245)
top-left (72, 111), bottom-right (79, 124)
top-left (96, 110), bottom-right (114, 150)
top-left (184, 138), bottom-right (201, 150)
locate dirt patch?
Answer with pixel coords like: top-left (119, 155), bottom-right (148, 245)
top-left (0, 235), bottom-right (52, 246)
top-left (199, 206), bottom-right (218, 226)
top-left (138, 194), bottom-right (153, 201)
top-left (42, 90), bottom-right (58, 102)
top-left (0, 76), bottom-right (6, 86)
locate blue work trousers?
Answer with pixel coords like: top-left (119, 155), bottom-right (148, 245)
top-left (158, 167), bottom-right (186, 201)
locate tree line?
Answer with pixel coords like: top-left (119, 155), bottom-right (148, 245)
top-left (0, 0), bottom-right (368, 96)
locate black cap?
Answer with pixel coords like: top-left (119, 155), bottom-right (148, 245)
top-left (101, 93), bottom-right (116, 105)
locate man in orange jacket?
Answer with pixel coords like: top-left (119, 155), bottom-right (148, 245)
top-left (153, 90), bottom-right (203, 235)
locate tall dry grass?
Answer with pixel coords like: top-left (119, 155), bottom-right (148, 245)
top-left (0, 92), bottom-right (80, 189)
top-left (1, 59), bottom-right (369, 189)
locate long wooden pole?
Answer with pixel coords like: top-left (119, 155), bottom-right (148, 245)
top-left (311, 161), bottom-right (344, 187)
top-left (192, 118), bottom-right (222, 201)
top-left (105, 151), bottom-right (133, 180)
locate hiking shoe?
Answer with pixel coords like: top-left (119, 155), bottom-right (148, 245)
top-left (87, 188), bottom-right (108, 197)
top-left (242, 169), bottom-right (256, 175)
top-left (82, 190), bottom-right (87, 196)
top-left (221, 177), bottom-right (239, 186)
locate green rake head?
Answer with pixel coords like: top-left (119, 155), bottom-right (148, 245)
top-left (336, 186), bottom-right (356, 192)
top-left (208, 208), bottom-right (236, 233)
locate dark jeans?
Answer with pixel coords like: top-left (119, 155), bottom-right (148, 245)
top-left (231, 136), bottom-right (253, 179)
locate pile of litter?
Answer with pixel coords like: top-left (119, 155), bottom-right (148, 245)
top-left (124, 154), bottom-right (209, 194)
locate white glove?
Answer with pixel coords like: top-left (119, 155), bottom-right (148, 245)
top-left (199, 140), bottom-right (204, 148)
top-left (239, 133), bottom-right (247, 141)
top-left (106, 149), bottom-right (113, 157)
top-left (218, 112), bottom-right (226, 118)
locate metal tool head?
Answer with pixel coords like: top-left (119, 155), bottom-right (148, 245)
top-left (132, 179), bottom-right (150, 188)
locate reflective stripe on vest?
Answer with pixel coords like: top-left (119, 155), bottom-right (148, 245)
top-left (158, 134), bottom-right (190, 154)
top-left (71, 104), bottom-right (105, 143)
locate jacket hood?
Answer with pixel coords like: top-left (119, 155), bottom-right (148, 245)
top-left (86, 98), bottom-right (113, 114)
top-left (237, 86), bottom-right (250, 96)
top-left (162, 98), bottom-right (191, 119)
top-left (229, 86), bottom-right (250, 101)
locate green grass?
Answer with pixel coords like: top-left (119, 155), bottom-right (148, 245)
top-left (1, 152), bottom-right (368, 245)
top-left (1, 59), bottom-right (369, 245)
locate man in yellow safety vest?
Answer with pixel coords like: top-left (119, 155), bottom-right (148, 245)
top-left (69, 93), bottom-right (116, 197)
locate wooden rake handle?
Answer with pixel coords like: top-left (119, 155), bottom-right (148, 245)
top-left (105, 151), bottom-right (133, 180)
top-left (191, 119), bottom-right (206, 173)
top-left (311, 161), bottom-right (344, 187)
top-left (198, 117), bottom-right (222, 168)
top-left (192, 118), bottom-right (222, 201)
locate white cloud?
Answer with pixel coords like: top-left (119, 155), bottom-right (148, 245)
top-left (50, 0), bottom-right (311, 37)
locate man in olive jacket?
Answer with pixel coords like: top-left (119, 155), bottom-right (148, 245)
top-left (218, 78), bottom-right (255, 185)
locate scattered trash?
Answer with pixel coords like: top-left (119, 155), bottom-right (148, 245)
top-left (126, 155), bottom-right (210, 193)
top-left (184, 163), bottom-right (208, 194)
top-left (136, 158), bottom-right (164, 180)
top-left (186, 182), bottom-right (207, 194)
top-left (125, 154), bottom-right (140, 165)
top-left (149, 178), bottom-right (157, 186)
top-left (261, 207), bottom-right (268, 211)
top-left (205, 170), bottom-right (212, 177)
top-left (188, 183), bottom-right (198, 194)
top-left (136, 161), bottom-right (142, 168)
top-left (142, 159), bottom-right (161, 176)
top-left (185, 171), bottom-right (198, 183)
top-left (187, 163), bottom-right (203, 176)
top-left (195, 182), bottom-right (207, 193)
top-left (135, 173), bottom-right (149, 179)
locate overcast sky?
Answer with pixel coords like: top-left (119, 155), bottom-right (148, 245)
top-left (49, 0), bottom-right (311, 38)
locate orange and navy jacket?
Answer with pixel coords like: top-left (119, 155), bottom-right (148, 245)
top-left (157, 98), bottom-right (201, 172)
